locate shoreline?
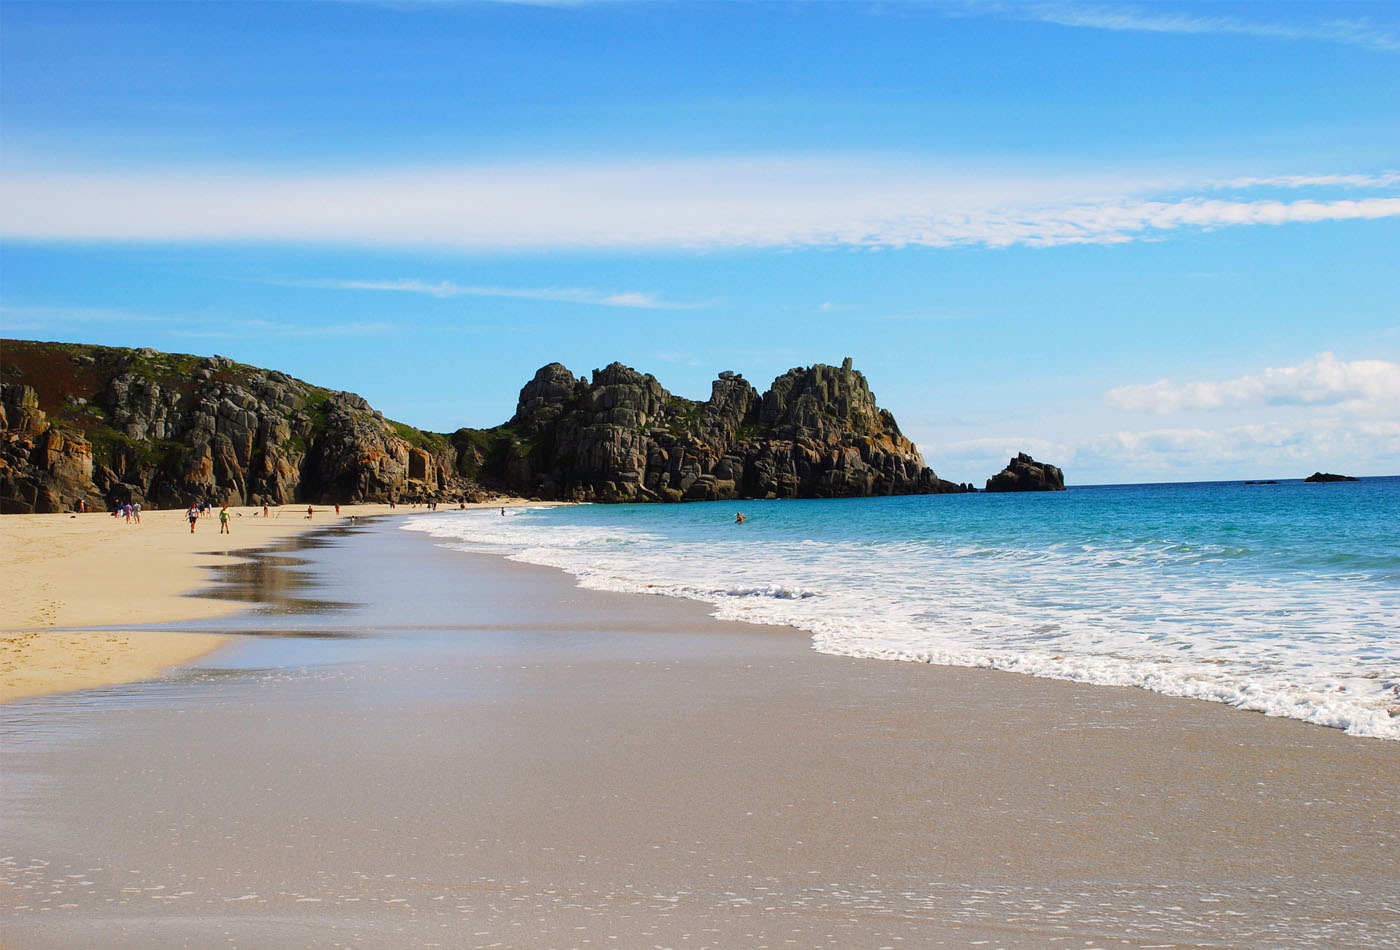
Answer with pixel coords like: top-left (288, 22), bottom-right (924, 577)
top-left (0, 500), bottom-right (543, 703)
top-left (407, 498), bottom-right (1400, 743)
top-left (3, 514), bottom-right (1396, 947)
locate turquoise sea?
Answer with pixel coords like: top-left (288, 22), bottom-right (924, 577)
top-left (407, 478), bottom-right (1400, 739)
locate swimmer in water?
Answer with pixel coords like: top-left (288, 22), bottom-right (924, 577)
top-left (735, 512), bottom-right (746, 524)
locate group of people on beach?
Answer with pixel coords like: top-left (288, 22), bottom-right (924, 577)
top-left (186, 501), bottom-right (231, 534)
top-left (96, 497), bottom-right (501, 533)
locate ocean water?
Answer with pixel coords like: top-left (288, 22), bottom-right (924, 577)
top-left (405, 478), bottom-right (1400, 739)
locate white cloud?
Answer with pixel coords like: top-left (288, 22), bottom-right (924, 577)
top-left (3, 160), bottom-right (1397, 251)
top-left (929, 416), bottom-right (1400, 484)
top-left (1213, 172), bottom-right (1400, 190)
top-left (599, 291), bottom-right (672, 308)
top-left (1106, 352), bottom-right (1400, 414)
top-left (290, 278), bottom-right (697, 309)
top-left (924, 353), bottom-right (1400, 483)
top-left (967, 1), bottom-right (1400, 53)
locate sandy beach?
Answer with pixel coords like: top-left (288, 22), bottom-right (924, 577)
top-left (0, 501), bottom-right (532, 703)
top-left (2, 511), bottom-right (1397, 949)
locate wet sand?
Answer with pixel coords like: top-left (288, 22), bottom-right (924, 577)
top-left (2, 514), bottom-right (1397, 949)
top-left (0, 502), bottom-right (538, 702)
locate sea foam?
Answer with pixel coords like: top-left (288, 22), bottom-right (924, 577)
top-left (405, 486), bottom-right (1400, 740)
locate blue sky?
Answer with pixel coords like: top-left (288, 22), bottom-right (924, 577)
top-left (2, 1), bottom-right (1397, 484)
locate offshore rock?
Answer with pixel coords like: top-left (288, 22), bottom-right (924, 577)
top-left (1, 340), bottom-right (480, 512)
top-left (984, 452), bottom-right (1066, 492)
top-left (1303, 472), bottom-right (1358, 483)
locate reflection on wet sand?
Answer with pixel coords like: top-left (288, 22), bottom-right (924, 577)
top-left (188, 521), bottom-right (366, 617)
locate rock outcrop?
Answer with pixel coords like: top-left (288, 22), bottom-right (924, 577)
top-left (3, 341), bottom-right (974, 512)
top-left (1304, 472), bottom-right (1358, 483)
top-left (1, 341), bottom-right (481, 512)
top-left (0, 383), bottom-right (104, 513)
top-left (984, 453), bottom-right (1065, 492)
top-left (485, 357), bottom-right (962, 502)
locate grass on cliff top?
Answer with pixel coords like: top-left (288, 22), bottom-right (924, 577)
top-left (4, 339), bottom-right (447, 467)
top-left (663, 396), bottom-right (703, 437)
top-left (391, 420), bottom-right (450, 452)
top-left (449, 424), bottom-right (534, 478)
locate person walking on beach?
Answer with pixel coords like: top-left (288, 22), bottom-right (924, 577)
top-left (219, 504), bottom-right (231, 534)
top-left (306, 505), bottom-right (314, 519)
top-left (132, 502), bottom-right (141, 524)
top-left (263, 503), bottom-right (269, 518)
top-left (188, 504), bottom-right (199, 533)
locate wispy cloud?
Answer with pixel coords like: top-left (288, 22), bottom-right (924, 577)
top-left (961, 1), bottom-right (1400, 53)
top-left (0, 304), bottom-right (179, 329)
top-left (1211, 172), bottom-right (1400, 190)
top-left (288, 277), bottom-right (700, 309)
top-left (171, 319), bottom-right (394, 340)
top-left (3, 160), bottom-right (1397, 251)
top-left (655, 351), bottom-right (706, 367)
top-left (0, 304), bottom-right (397, 341)
top-left (1106, 352), bottom-right (1400, 414)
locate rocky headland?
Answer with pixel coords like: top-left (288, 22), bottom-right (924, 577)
top-left (497, 358), bottom-right (966, 503)
top-left (2, 342), bottom-right (985, 512)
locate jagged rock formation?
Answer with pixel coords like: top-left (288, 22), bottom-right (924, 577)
top-left (3, 341), bottom-right (973, 512)
top-left (1, 341), bottom-right (479, 512)
top-left (0, 382), bottom-right (103, 514)
top-left (1304, 472), bottom-right (1358, 483)
top-left (487, 357), bottom-right (963, 502)
top-left (984, 453), bottom-right (1066, 492)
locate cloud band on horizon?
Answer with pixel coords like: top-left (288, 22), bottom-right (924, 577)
top-left (1106, 352), bottom-right (1400, 415)
top-left (3, 160), bottom-right (1397, 251)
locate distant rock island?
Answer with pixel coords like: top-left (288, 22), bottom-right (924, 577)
top-left (2, 341), bottom-right (1042, 512)
top-left (984, 453), bottom-right (1065, 492)
top-left (1304, 472), bottom-right (1359, 483)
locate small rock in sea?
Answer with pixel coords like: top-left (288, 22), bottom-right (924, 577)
top-left (984, 453), bottom-right (1066, 492)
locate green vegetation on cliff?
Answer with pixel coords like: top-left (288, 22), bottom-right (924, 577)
top-left (1, 339), bottom-right (488, 512)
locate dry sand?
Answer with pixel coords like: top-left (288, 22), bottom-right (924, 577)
top-left (0, 501), bottom-right (534, 702)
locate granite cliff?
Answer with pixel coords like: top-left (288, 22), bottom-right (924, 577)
top-left (486, 358), bottom-right (964, 502)
top-left (1, 341), bottom-right (474, 513)
top-left (2, 341), bottom-right (969, 512)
